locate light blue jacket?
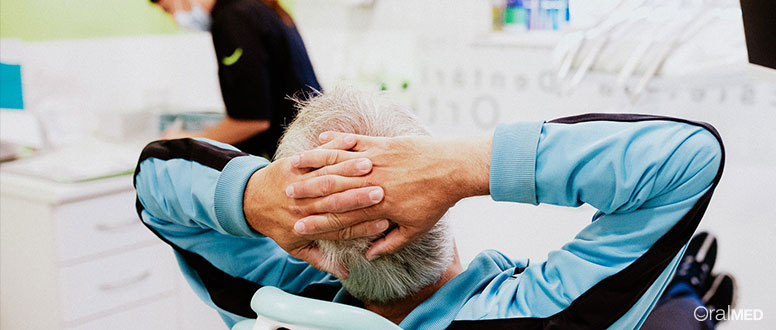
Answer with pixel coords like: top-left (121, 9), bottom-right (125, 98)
top-left (134, 114), bottom-right (724, 329)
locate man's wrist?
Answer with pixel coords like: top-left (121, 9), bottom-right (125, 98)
top-left (242, 168), bottom-right (270, 236)
top-left (446, 136), bottom-right (491, 201)
top-left (214, 155), bottom-right (269, 237)
top-left (489, 121), bottom-right (542, 204)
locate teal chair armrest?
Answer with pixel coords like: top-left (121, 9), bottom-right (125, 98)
top-left (238, 286), bottom-right (403, 330)
top-left (231, 320), bottom-right (255, 330)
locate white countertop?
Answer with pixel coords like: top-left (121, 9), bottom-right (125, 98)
top-left (0, 140), bottom-right (144, 204)
top-left (0, 171), bottom-right (134, 205)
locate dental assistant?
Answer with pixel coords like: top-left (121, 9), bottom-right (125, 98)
top-left (151, 0), bottom-right (321, 158)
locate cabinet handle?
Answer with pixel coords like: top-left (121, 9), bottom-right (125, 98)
top-left (98, 271), bottom-right (151, 291)
top-left (94, 219), bottom-right (137, 232)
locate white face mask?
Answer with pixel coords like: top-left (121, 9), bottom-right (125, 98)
top-left (174, 4), bottom-right (211, 31)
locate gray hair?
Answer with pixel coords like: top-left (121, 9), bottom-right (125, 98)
top-left (275, 87), bottom-right (454, 304)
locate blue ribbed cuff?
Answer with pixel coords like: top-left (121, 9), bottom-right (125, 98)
top-left (214, 155), bottom-right (270, 237)
top-left (490, 121), bottom-right (543, 204)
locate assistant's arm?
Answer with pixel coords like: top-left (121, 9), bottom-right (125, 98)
top-left (161, 117), bottom-right (270, 144)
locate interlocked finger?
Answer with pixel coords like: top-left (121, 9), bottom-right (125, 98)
top-left (299, 186), bottom-right (384, 215)
top-left (307, 158), bottom-right (373, 179)
top-left (365, 226), bottom-right (416, 260)
top-left (297, 219), bottom-right (390, 241)
top-left (286, 175), bottom-right (371, 198)
top-left (293, 149), bottom-right (363, 169)
top-left (318, 132), bottom-right (380, 152)
top-left (317, 132), bottom-right (357, 150)
top-left (294, 203), bottom-right (386, 237)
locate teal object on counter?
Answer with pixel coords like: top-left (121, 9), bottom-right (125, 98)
top-left (231, 286), bottom-right (403, 330)
top-left (0, 63), bottom-right (24, 109)
top-left (158, 112), bottom-right (225, 133)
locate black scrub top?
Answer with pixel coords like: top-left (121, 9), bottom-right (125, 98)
top-left (210, 0), bottom-right (321, 158)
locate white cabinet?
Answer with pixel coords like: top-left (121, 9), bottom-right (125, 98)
top-left (0, 172), bottom-right (224, 330)
top-left (59, 244), bottom-right (178, 324)
top-left (66, 297), bottom-right (178, 330)
top-left (54, 191), bottom-right (154, 263)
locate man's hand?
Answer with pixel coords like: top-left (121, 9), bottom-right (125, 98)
top-left (243, 150), bottom-right (389, 278)
top-left (287, 132), bottom-right (491, 260)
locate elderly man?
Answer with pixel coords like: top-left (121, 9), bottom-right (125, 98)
top-left (134, 88), bottom-right (724, 329)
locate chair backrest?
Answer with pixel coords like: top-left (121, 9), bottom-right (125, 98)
top-left (231, 286), bottom-right (404, 330)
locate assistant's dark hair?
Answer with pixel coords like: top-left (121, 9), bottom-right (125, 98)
top-left (260, 0), bottom-right (295, 27)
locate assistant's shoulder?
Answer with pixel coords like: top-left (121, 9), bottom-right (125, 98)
top-left (211, 0), bottom-right (282, 33)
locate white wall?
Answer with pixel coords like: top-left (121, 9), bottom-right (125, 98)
top-left (18, 33), bottom-right (222, 112)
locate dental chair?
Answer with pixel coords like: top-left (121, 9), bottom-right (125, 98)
top-left (231, 286), bottom-right (403, 330)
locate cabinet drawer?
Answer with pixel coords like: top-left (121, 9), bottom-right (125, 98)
top-left (60, 244), bottom-right (178, 323)
top-left (66, 296), bottom-right (177, 330)
top-left (56, 190), bottom-right (156, 262)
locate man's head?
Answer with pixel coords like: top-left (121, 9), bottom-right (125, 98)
top-left (275, 88), bottom-right (455, 304)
